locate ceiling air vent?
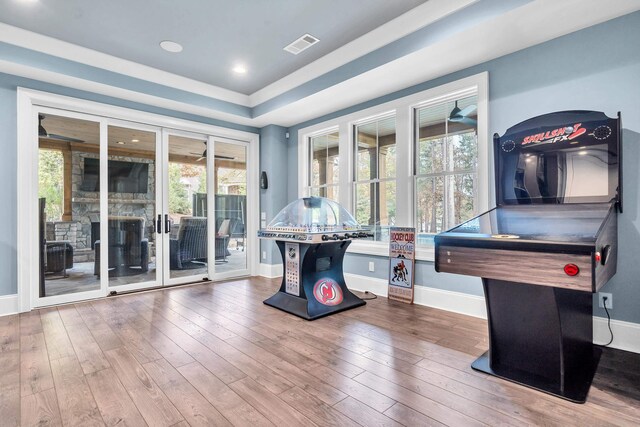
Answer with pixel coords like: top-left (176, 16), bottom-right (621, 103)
top-left (284, 33), bottom-right (319, 55)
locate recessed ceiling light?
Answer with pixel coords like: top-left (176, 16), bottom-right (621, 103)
top-left (117, 141), bottom-right (125, 145)
top-left (16, 0), bottom-right (39, 4)
top-left (160, 40), bottom-right (183, 53)
top-left (131, 139), bottom-right (139, 142)
top-left (232, 65), bottom-right (247, 74)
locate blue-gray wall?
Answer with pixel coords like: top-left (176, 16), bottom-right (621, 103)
top-left (287, 12), bottom-right (640, 323)
top-left (0, 72), bottom-right (259, 297)
top-left (258, 125), bottom-right (289, 266)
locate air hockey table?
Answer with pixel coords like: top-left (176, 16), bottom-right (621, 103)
top-left (258, 197), bottom-right (370, 320)
top-left (435, 110), bottom-right (621, 403)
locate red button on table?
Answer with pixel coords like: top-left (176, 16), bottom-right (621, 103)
top-left (564, 263), bottom-right (579, 276)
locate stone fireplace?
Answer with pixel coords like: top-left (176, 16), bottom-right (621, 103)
top-left (47, 151), bottom-right (157, 263)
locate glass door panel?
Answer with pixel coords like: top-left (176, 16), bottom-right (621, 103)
top-left (106, 124), bottom-right (160, 290)
top-left (214, 140), bottom-right (248, 277)
top-left (37, 113), bottom-right (102, 299)
top-left (167, 134), bottom-right (210, 281)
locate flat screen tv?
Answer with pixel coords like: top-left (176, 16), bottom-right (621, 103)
top-left (81, 158), bottom-right (149, 193)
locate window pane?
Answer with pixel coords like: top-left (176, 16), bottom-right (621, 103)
top-left (310, 131), bottom-right (339, 187)
top-left (447, 173), bottom-right (477, 229)
top-left (417, 136), bottom-right (445, 174)
top-left (355, 122), bottom-right (377, 181)
top-left (449, 131), bottom-right (477, 171)
top-left (326, 132), bottom-right (339, 185)
top-left (325, 185), bottom-right (339, 202)
top-left (355, 182), bottom-right (373, 228)
top-left (378, 116), bottom-right (396, 179)
top-left (377, 180), bottom-right (396, 242)
top-left (416, 176), bottom-right (444, 234)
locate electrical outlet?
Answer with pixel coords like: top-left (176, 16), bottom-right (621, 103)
top-left (368, 262), bottom-right (375, 272)
top-left (262, 251), bottom-right (267, 260)
top-left (598, 292), bottom-right (612, 309)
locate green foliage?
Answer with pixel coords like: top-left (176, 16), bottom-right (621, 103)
top-left (38, 150), bottom-right (63, 221)
top-left (168, 163), bottom-right (191, 214)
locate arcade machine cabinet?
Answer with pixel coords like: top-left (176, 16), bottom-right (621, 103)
top-left (435, 111), bottom-right (621, 403)
top-left (258, 197), bottom-right (370, 320)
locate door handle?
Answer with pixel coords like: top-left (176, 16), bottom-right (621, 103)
top-left (157, 215), bottom-right (162, 234)
top-left (165, 214), bottom-right (171, 234)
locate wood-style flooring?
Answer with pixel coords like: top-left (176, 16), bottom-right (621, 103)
top-left (1, 277), bottom-right (639, 426)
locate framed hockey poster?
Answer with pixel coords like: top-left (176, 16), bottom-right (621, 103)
top-left (388, 227), bottom-right (415, 303)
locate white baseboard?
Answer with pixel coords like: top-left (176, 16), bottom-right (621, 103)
top-left (0, 294), bottom-right (19, 317)
top-left (258, 263), bottom-right (283, 278)
top-left (344, 273), bottom-right (486, 318)
top-left (593, 317), bottom-right (640, 353)
top-left (344, 273), bottom-right (639, 354)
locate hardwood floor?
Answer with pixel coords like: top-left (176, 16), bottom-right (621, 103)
top-left (1, 277), bottom-right (639, 426)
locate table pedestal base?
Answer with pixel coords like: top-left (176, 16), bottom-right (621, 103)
top-left (474, 279), bottom-right (601, 403)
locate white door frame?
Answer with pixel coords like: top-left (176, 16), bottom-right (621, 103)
top-left (211, 135), bottom-right (255, 281)
top-left (17, 88), bottom-right (260, 312)
top-left (104, 118), bottom-right (164, 294)
top-left (162, 128), bottom-right (212, 287)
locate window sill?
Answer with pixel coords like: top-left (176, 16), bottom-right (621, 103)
top-left (346, 240), bottom-right (435, 262)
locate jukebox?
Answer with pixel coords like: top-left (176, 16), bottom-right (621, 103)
top-left (435, 110), bottom-right (621, 402)
top-left (258, 197), bottom-right (370, 320)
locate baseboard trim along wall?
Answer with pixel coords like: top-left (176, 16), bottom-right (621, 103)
top-left (343, 273), bottom-right (640, 354)
top-left (0, 294), bottom-right (19, 317)
top-left (258, 263), bottom-right (283, 279)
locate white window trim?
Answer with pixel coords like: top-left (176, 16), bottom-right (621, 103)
top-left (297, 72), bottom-right (489, 262)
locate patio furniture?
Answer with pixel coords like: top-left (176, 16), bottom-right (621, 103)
top-left (170, 217), bottom-right (208, 269)
top-left (94, 216), bottom-right (149, 277)
top-left (46, 240), bottom-right (74, 277)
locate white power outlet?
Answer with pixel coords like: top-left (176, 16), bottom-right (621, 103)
top-left (368, 262), bottom-right (375, 272)
top-left (598, 292), bottom-right (613, 309)
top-left (262, 251), bottom-right (267, 260)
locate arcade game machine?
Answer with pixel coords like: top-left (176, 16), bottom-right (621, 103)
top-left (258, 197), bottom-right (371, 320)
top-left (435, 111), bottom-right (621, 403)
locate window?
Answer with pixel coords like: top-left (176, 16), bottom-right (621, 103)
top-left (309, 130), bottom-right (339, 201)
top-left (415, 95), bottom-right (478, 244)
top-left (298, 73), bottom-right (488, 259)
top-left (354, 115), bottom-right (396, 242)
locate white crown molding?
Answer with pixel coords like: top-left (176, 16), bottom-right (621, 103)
top-left (248, 0), bottom-right (478, 106)
top-left (0, 59), bottom-right (258, 128)
top-left (0, 22), bottom-right (251, 106)
top-left (254, 0), bottom-right (640, 127)
top-left (1, 0), bottom-right (638, 128)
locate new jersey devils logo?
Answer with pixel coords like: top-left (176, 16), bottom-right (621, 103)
top-left (313, 278), bottom-right (343, 306)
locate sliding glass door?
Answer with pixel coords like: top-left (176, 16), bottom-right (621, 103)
top-left (213, 138), bottom-right (249, 279)
top-left (105, 122), bottom-right (162, 292)
top-left (164, 131), bottom-right (212, 285)
top-left (37, 111), bottom-right (104, 302)
top-left (33, 107), bottom-right (255, 307)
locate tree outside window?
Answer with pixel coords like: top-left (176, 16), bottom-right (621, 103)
top-left (354, 116), bottom-right (396, 242)
top-left (415, 95), bottom-right (478, 245)
top-left (309, 130), bottom-right (339, 201)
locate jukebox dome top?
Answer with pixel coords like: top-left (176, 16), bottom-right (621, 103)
top-left (267, 197), bottom-right (360, 233)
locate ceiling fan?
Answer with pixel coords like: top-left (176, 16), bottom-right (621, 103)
top-left (448, 101), bottom-right (477, 126)
top-left (38, 114), bottom-right (85, 143)
top-left (190, 142), bottom-right (235, 162)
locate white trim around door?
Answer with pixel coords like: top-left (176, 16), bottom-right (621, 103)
top-left (17, 88), bottom-right (260, 313)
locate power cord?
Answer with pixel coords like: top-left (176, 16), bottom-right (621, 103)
top-left (360, 291), bottom-right (378, 300)
top-left (603, 296), bottom-right (614, 346)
